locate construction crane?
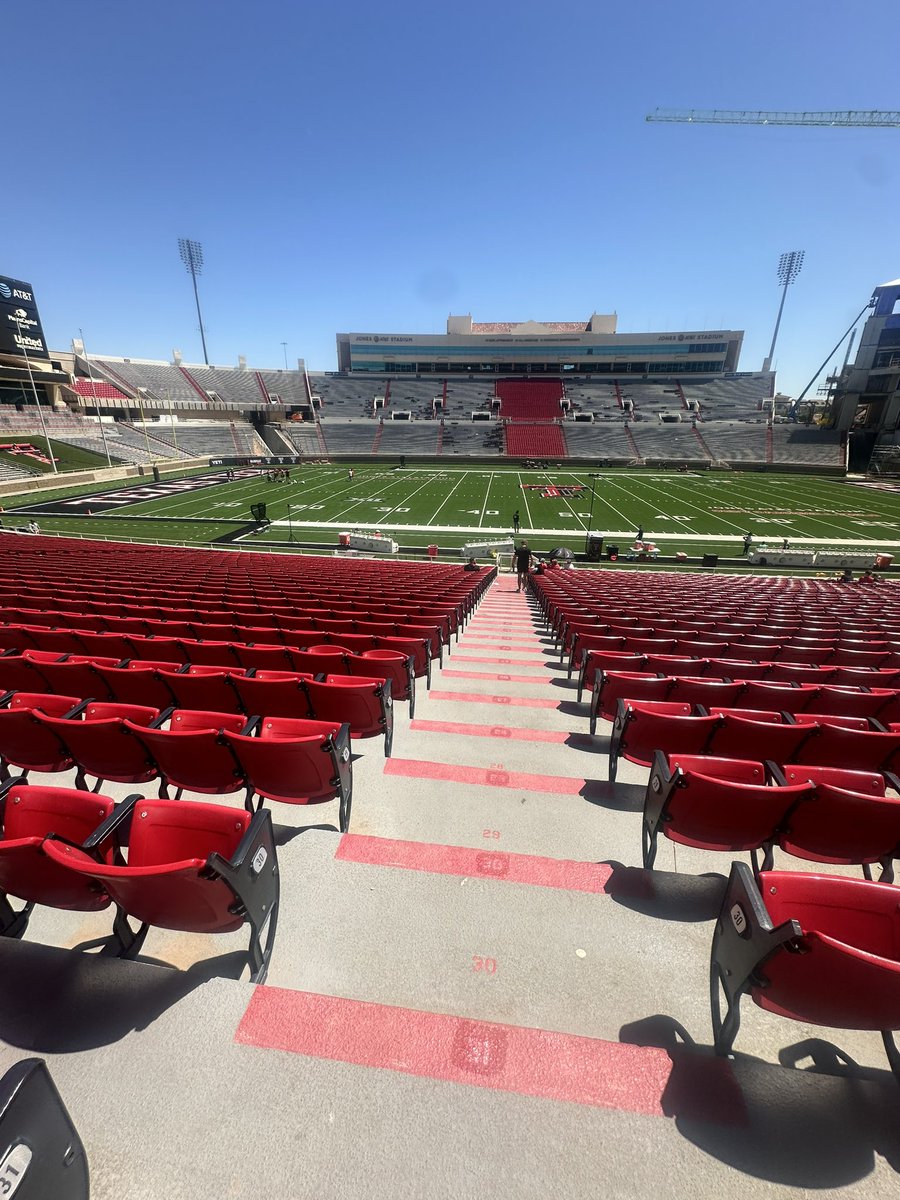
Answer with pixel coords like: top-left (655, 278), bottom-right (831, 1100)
top-left (646, 109), bottom-right (900, 128)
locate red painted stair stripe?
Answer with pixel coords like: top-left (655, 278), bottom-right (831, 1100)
top-left (384, 758), bottom-right (587, 794)
top-left (410, 719), bottom-right (569, 742)
top-left (428, 690), bottom-right (559, 709)
top-left (336, 833), bottom-right (611, 892)
top-left (236, 989), bottom-right (745, 1122)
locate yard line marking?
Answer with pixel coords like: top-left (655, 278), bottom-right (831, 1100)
top-left (478, 472), bottom-right (495, 528)
top-left (517, 472), bottom-right (534, 531)
top-left (428, 470), bottom-right (470, 523)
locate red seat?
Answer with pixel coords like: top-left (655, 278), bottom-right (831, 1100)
top-left (231, 671), bottom-right (313, 720)
top-left (792, 722), bottom-right (900, 771)
top-left (29, 654), bottom-right (121, 701)
top-left (642, 751), bottom-right (812, 870)
top-left (608, 700), bottom-right (720, 782)
top-left (704, 710), bottom-right (813, 763)
top-left (0, 653), bottom-right (54, 695)
top-left (577, 651), bottom-right (646, 704)
top-left (666, 677), bottom-right (744, 709)
top-left (590, 671), bottom-right (670, 732)
top-left (223, 716), bottom-right (353, 830)
top-left (305, 675), bottom-right (394, 755)
top-left (39, 701), bottom-right (161, 791)
top-left (0, 693), bottom-right (84, 780)
top-left (356, 650), bottom-right (415, 713)
top-left (771, 781), bottom-right (900, 880)
top-left (0, 781), bottom-right (116, 937)
top-left (42, 798), bottom-right (279, 982)
top-left (711, 864), bottom-right (900, 1082)
top-left (93, 661), bottom-right (180, 710)
top-left (177, 639), bottom-right (241, 669)
top-left (128, 709), bottom-right (250, 801)
top-left (157, 666), bottom-right (243, 715)
top-left (233, 644), bottom-right (297, 673)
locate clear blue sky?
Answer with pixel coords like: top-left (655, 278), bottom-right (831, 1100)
top-left (5, 0), bottom-right (899, 396)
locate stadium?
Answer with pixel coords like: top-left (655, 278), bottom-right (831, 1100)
top-left (3, 256), bottom-right (900, 1200)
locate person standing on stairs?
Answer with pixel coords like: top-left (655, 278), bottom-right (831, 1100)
top-left (514, 541), bottom-right (533, 592)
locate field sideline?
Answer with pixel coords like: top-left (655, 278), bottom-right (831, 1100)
top-left (6, 465), bottom-right (900, 557)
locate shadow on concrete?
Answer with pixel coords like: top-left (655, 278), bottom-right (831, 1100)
top-left (601, 861), bottom-right (726, 920)
top-left (563, 732), bottom-right (602, 754)
top-left (580, 781), bottom-right (644, 812)
top-left (555, 699), bottom-right (589, 717)
top-left (0, 939), bottom-right (230, 1052)
top-left (273, 821), bottom-right (339, 847)
top-left (619, 1013), bottom-right (900, 1185)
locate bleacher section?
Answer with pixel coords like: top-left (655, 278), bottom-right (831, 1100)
top-left (136, 420), bottom-right (265, 459)
top-left (505, 422), bottom-right (567, 459)
top-left (628, 421), bottom-right (706, 462)
top-left (319, 422), bottom-right (381, 455)
top-left (770, 426), bottom-right (845, 467)
top-left (180, 366), bottom-right (268, 407)
top-left (375, 422), bottom-right (440, 455)
top-left (682, 374), bottom-right (773, 417)
top-left (563, 423), bottom-right (637, 459)
top-left (496, 379), bottom-right (564, 420)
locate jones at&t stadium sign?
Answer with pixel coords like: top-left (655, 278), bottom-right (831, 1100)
top-left (0, 274), bottom-right (49, 359)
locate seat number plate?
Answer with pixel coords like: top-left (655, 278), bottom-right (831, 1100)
top-left (0, 1143), bottom-right (33, 1197)
top-left (251, 847), bottom-right (268, 874)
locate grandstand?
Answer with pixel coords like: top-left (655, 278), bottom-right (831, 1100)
top-left (3, 531), bottom-right (900, 1199)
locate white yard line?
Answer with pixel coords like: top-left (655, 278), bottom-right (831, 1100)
top-left (517, 473), bottom-right (534, 531)
top-left (428, 471), bottom-right (469, 522)
top-left (478, 473), bottom-right (495, 527)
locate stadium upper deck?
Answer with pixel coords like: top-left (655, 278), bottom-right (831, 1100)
top-left (337, 312), bottom-right (744, 376)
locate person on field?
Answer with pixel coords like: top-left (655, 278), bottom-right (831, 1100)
top-left (514, 541), bottom-right (533, 592)
top-left (512, 510), bottom-right (520, 534)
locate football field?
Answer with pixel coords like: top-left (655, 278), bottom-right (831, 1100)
top-left (8, 464), bottom-right (900, 558)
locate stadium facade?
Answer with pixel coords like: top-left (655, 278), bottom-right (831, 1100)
top-left (336, 314), bottom-right (744, 377)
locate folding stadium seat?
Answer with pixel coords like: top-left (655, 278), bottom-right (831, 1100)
top-left (764, 663), bottom-right (836, 685)
top-left (608, 700), bottom-right (721, 783)
top-left (642, 751), bottom-right (813, 871)
top-left (0, 1057), bottom-right (90, 1199)
top-left (577, 651), bottom-right (646, 704)
top-left (643, 655), bottom-right (705, 677)
top-left (223, 716), bottom-right (353, 831)
top-left (92, 660), bottom-right (180, 710)
top-left (733, 681), bottom-right (816, 712)
top-left (230, 671), bottom-right (313, 720)
top-left (666, 678), bottom-right (745, 709)
top-left (30, 655), bottom-right (122, 702)
top-left (829, 647), bottom-right (893, 669)
top-left (143, 620), bottom-right (195, 640)
top-left (157, 665), bottom-right (244, 715)
top-left (23, 628), bottom-right (86, 657)
top-left (764, 776), bottom-right (900, 881)
top-left (233, 643), bottom-right (298, 673)
top-left (0, 694), bottom-right (85, 781)
top-left (356, 650), bottom-right (416, 715)
top-left (703, 709), bottom-right (814, 763)
top-left (103, 616), bottom-right (152, 637)
top-left (233, 625), bottom-right (286, 647)
top-left (42, 797), bottom-right (279, 983)
top-left (710, 864), bottom-right (900, 1082)
top-left (707, 642), bottom-right (779, 662)
top-left (126, 710), bottom-right (251, 802)
top-left (831, 666), bottom-right (900, 689)
top-left (69, 631), bottom-right (137, 663)
top-left (0, 652), bottom-right (55, 695)
top-left (0, 780), bottom-right (116, 938)
top-left (790, 721), bottom-right (900, 771)
top-left (706, 658), bottom-right (770, 681)
top-left (623, 638), bottom-right (679, 657)
top-left (293, 647), bottom-right (354, 677)
top-left (589, 672), bottom-right (671, 734)
top-left (802, 686), bottom-right (894, 719)
top-left (305, 675), bottom-right (394, 756)
top-left (38, 702), bottom-right (161, 792)
top-left (126, 636), bottom-right (189, 665)
top-left (375, 636), bottom-right (432, 685)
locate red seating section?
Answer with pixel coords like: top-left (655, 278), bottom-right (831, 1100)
top-left (495, 380), bottom-right (563, 421)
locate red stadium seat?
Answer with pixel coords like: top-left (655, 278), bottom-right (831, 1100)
top-left (711, 864), bottom-right (900, 1083)
top-left (589, 671), bottom-right (671, 733)
top-left (39, 701), bottom-right (161, 791)
top-left (128, 709), bottom-right (250, 801)
top-left (230, 671), bottom-right (313, 720)
top-left (223, 716), bottom-right (353, 830)
top-left (42, 798), bottom-right (279, 982)
top-left (305, 675), bottom-right (394, 755)
top-left (0, 693), bottom-right (85, 781)
top-left (0, 780), bottom-right (116, 937)
top-left (642, 751), bottom-right (812, 870)
top-left (157, 666), bottom-right (243, 715)
top-left (608, 700), bottom-right (721, 782)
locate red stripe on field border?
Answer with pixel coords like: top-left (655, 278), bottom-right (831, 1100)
top-left (235, 989), bottom-right (745, 1122)
top-left (384, 758), bottom-right (587, 794)
top-left (336, 833), bottom-right (611, 892)
top-left (441, 670), bottom-right (554, 684)
top-left (410, 719), bottom-right (571, 742)
top-left (429, 690), bottom-right (559, 709)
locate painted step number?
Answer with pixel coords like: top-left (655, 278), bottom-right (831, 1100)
top-left (472, 955), bottom-right (497, 974)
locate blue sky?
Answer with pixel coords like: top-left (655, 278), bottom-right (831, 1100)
top-left (5, 0), bottom-right (898, 396)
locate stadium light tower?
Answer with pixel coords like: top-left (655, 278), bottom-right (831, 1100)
top-left (178, 238), bottom-right (209, 365)
top-left (763, 250), bottom-right (804, 372)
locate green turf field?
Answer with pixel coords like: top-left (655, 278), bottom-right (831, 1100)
top-left (4, 464), bottom-right (900, 560)
top-left (0, 434), bottom-right (119, 474)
